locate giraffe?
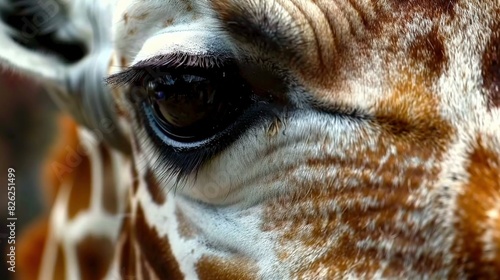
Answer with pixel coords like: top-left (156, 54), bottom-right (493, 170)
top-left (1, 0), bottom-right (500, 279)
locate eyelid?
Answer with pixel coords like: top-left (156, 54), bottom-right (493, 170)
top-left (105, 53), bottom-right (232, 87)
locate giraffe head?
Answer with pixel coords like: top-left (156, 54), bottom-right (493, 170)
top-left (2, 0), bottom-right (500, 278)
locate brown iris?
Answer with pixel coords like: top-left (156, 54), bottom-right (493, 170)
top-left (146, 67), bottom-right (253, 142)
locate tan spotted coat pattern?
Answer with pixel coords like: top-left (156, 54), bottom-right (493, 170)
top-left (10, 0), bottom-right (500, 279)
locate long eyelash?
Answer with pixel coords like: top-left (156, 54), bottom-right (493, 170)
top-left (105, 53), bottom-right (232, 87)
top-left (135, 107), bottom-right (214, 189)
top-left (134, 128), bottom-right (193, 194)
top-left (108, 52), bottom-right (236, 187)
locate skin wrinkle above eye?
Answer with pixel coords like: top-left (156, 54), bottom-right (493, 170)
top-left (131, 29), bottom-right (232, 64)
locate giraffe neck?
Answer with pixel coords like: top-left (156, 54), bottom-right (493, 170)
top-left (18, 115), bottom-right (132, 280)
top-left (115, 170), bottom-right (266, 279)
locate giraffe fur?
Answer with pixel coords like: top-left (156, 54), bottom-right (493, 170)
top-left (1, 0), bottom-right (500, 279)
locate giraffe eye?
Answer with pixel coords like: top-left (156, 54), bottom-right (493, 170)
top-left (145, 66), bottom-right (255, 142)
top-left (108, 59), bottom-right (285, 174)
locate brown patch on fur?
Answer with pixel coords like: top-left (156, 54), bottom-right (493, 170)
top-left (374, 71), bottom-right (453, 147)
top-left (16, 218), bottom-right (48, 280)
top-left (195, 255), bottom-right (257, 280)
top-left (451, 135), bottom-right (500, 278)
top-left (123, 13), bottom-right (129, 24)
top-left (120, 231), bottom-right (136, 279)
top-left (65, 150), bottom-right (91, 220)
top-left (135, 204), bottom-right (184, 279)
top-left (408, 28), bottom-right (447, 78)
top-left (42, 115), bottom-right (92, 220)
top-left (54, 244), bottom-right (66, 280)
top-left (141, 259), bottom-right (151, 280)
top-left (43, 115), bottom-right (79, 203)
top-left (76, 236), bottom-right (114, 280)
top-left (101, 144), bottom-right (118, 214)
top-left (144, 169), bottom-right (166, 205)
top-left (482, 22), bottom-right (500, 109)
top-left (392, 0), bottom-right (458, 17)
top-left (175, 206), bottom-right (197, 239)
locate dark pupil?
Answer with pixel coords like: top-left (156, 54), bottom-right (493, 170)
top-left (154, 75), bottom-right (215, 127)
top-left (147, 67), bottom-right (252, 141)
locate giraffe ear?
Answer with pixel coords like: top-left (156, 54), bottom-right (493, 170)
top-left (0, 0), bottom-right (86, 83)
